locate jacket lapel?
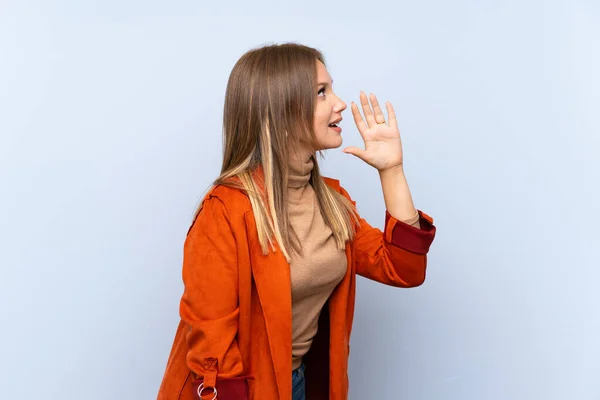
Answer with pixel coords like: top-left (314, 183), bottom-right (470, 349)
top-left (244, 211), bottom-right (292, 399)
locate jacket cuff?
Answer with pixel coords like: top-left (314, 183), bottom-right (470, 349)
top-left (384, 210), bottom-right (436, 254)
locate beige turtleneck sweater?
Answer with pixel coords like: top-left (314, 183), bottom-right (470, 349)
top-left (288, 154), bottom-right (347, 371)
top-left (287, 154), bottom-right (421, 371)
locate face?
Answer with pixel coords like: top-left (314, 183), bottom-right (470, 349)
top-left (313, 61), bottom-right (347, 150)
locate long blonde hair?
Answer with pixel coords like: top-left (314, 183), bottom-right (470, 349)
top-left (200, 43), bottom-right (357, 262)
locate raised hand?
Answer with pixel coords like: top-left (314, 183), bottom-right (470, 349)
top-left (344, 91), bottom-right (403, 172)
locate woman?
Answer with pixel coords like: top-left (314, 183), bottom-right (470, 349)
top-left (158, 43), bottom-right (436, 400)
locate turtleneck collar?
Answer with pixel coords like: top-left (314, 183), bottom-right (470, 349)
top-left (288, 151), bottom-right (314, 189)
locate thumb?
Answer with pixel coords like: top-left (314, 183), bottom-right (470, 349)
top-left (343, 146), bottom-right (368, 160)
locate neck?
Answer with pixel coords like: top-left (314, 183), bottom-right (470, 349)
top-left (288, 149), bottom-right (314, 189)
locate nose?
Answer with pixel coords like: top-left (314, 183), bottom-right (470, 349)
top-left (334, 94), bottom-right (347, 113)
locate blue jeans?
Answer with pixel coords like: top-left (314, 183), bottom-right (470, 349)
top-left (292, 363), bottom-right (306, 400)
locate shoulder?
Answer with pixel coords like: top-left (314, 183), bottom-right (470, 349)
top-left (203, 183), bottom-right (253, 217)
top-left (198, 176), bottom-right (349, 220)
top-left (188, 183), bottom-right (251, 235)
top-left (322, 176), bottom-right (354, 203)
top-left (322, 176), bottom-right (341, 192)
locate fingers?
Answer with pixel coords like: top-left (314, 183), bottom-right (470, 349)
top-left (343, 146), bottom-right (368, 161)
top-left (386, 101), bottom-right (397, 128)
top-left (353, 91), bottom-right (395, 135)
top-left (351, 101), bottom-right (368, 139)
top-left (369, 93), bottom-right (386, 125)
top-left (359, 91), bottom-right (377, 128)
top-left (358, 91), bottom-right (387, 128)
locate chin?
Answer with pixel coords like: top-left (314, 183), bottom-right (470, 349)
top-left (317, 140), bottom-right (343, 151)
top-left (317, 135), bottom-right (343, 151)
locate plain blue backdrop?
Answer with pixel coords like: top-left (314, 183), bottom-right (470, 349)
top-left (1, 1), bottom-right (599, 399)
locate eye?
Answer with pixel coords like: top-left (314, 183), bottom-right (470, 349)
top-left (317, 87), bottom-right (326, 97)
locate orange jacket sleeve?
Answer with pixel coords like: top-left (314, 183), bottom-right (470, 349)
top-left (179, 193), bottom-right (244, 389)
top-left (341, 187), bottom-right (437, 287)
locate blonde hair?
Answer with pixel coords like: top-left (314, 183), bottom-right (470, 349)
top-left (199, 43), bottom-right (357, 262)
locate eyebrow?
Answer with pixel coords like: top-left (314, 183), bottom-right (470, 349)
top-left (317, 80), bottom-right (333, 86)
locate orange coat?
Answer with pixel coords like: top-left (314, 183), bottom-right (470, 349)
top-left (158, 177), bottom-right (436, 400)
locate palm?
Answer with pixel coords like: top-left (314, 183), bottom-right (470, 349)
top-left (344, 92), bottom-right (403, 171)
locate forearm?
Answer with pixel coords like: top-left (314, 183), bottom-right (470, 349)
top-left (379, 166), bottom-right (420, 228)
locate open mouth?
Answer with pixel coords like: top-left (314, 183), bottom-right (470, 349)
top-left (328, 123), bottom-right (339, 128)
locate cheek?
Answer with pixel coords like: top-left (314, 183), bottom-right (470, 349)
top-left (315, 102), bottom-right (331, 123)
top-left (315, 112), bottom-right (328, 128)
